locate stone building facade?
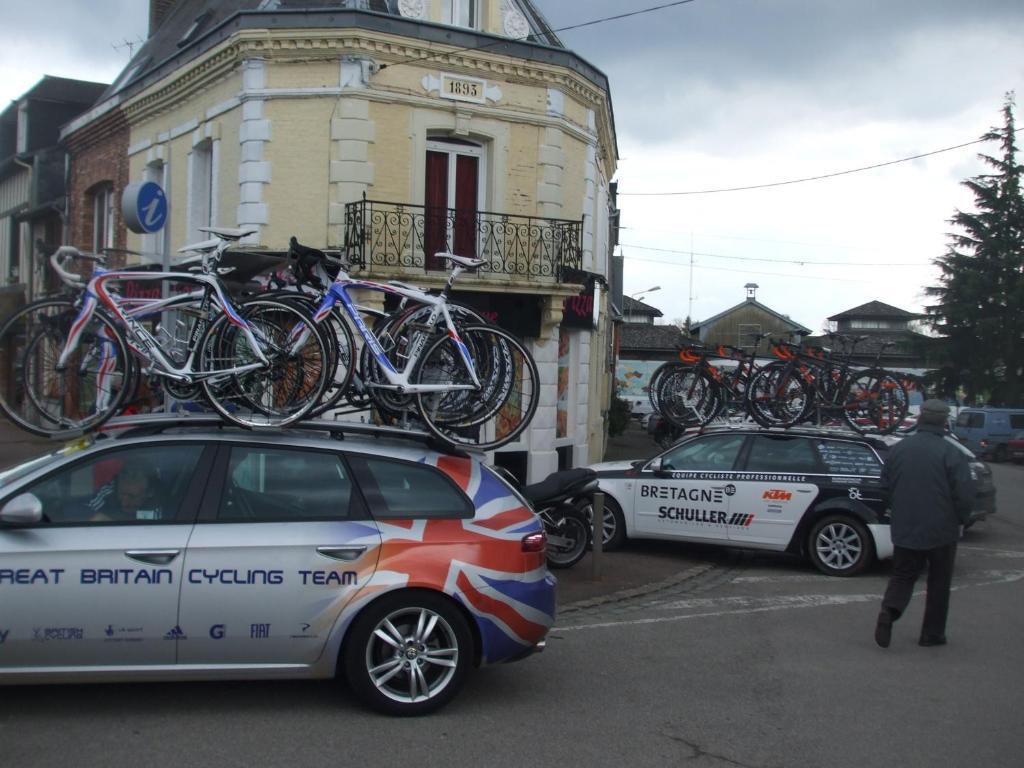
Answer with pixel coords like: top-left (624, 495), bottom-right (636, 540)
top-left (62, 0), bottom-right (620, 480)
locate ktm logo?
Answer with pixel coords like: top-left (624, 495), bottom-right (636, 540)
top-left (763, 489), bottom-right (793, 501)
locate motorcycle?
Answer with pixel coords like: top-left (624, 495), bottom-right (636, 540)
top-left (519, 467), bottom-right (599, 569)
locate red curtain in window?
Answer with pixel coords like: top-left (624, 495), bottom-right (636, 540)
top-left (424, 151), bottom-right (449, 271)
top-left (453, 154), bottom-right (478, 260)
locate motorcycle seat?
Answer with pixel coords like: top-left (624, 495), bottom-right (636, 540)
top-left (521, 467), bottom-right (597, 504)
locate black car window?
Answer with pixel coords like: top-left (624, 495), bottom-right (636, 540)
top-left (218, 447), bottom-right (353, 522)
top-left (660, 434), bottom-right (745, 472)
top-left (358, 457), bottom-right (473, 519)
top-left (815, 440), bottom-right (882, 477)
top-left (744, 435), bottom-right (820, 474)
top-left (1009, 414), bottom-right (1024, 430)
top-left (22, 444), bottom-right (203, 526)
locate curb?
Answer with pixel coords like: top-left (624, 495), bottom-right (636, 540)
top-left (559, 563), bottom-right (717, 614)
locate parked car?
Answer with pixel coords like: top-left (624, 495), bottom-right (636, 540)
top-left (0, 417), bottom-right (555, 715)
top-left (1009, 432), bottom-right (1024, 463)
top-left (953, 406), bottom-right (1024, 461)
top-left (589, 424), bottom-right (995, 577)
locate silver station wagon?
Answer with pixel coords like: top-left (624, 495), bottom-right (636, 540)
top-left (0, 417), bottom-right (555, 715)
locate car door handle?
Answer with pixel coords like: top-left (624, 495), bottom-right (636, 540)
top-left (125, 550), bottom-right (181, 566)
top-left (317, 546), bottom-right (367, 562)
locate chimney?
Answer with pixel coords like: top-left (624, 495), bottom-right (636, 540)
top-left (745, 282), bottom-right (759, 301)
top-left (149, 0), bottom-right (179, 37)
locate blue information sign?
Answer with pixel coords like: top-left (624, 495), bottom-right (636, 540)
top-left (121, 181), bottom-right (168, 234)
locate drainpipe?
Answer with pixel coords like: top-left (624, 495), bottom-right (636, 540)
top-left (12, 155), bottom-right (34, 299)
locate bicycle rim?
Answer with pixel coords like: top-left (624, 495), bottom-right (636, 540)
top-left (414, 324), bottom-right (539, 451)
top-left (199, 299), bottom-right (330, 428)
top-left (0, 299), bottom-right (131, 437)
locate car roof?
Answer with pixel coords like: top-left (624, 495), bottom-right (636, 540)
top-left (84, 415), bottom-right (474, 465)
top-left (689, 422), bottom-right (889, 450)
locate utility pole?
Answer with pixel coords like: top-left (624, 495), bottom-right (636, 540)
top-left (687, 231), bottom-right (695, 321)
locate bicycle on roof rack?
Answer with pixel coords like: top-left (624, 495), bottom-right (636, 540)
top-left (750, 332), bottom-right (910, 435)
top-left (651, 332), bottom-right (812, 430)
top-left (0, 228), bottom-right (332, 438)
top-left (260, 237), bottom-right (539, 452)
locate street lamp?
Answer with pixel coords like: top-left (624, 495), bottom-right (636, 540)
top-left (630, 286), bottom-right (661, 301)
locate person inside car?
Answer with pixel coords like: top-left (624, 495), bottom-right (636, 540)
top-left (87, 460), bottom-right (161, 522)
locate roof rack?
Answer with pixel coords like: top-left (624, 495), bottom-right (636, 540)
top-left (97, 414), bottom-right (473, 457)
top-left (689, 421), bottom-right (891, 449)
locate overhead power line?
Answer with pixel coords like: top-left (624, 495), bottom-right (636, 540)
top-left (622, 254), bottom-right (875, 284)
top-left (621, 242), bottom-right (922, 267)
top-left (619, 130), bottom-right (1024, 196)
top-left (378, 0), bottom-right (698, 73)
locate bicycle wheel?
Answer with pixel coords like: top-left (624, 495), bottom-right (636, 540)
top-left (0, 299), bottom-right (131, 437)
top-left (841, 369), bottom-right (909, 435)
top-left (746, 364), bottom-right (812, 429)
top-left (305, 305), bottom-right (356, 418)
top-left (647, 361), bottom-right (677, 416)
top-left (199, 299), bottom-right (330, 428)
top-left (657, 366), bottom-right (720, 428)
top-left (413, 324), bottom-right (539, 451)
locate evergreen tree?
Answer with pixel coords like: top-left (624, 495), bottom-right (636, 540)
top-left (926, 94), bottom-right (1024, 405)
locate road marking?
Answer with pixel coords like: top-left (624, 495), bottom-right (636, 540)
top-left (959, 545), bottom-right (1024, 558)
top-left (555, 570), bottom-right (1024, 632)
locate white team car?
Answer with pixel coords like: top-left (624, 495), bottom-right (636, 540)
top-left (590, 425), bottom-right (895, 576)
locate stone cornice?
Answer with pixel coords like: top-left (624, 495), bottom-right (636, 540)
top-left (121, 28), bottom-right (617, 165)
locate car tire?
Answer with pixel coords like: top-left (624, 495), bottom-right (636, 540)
top-left (807, 514), bottom-right (874, 577)
top-left (598, 495), bottom-right (628, 551)
top-left (343, 591), bottom-right (474, 716)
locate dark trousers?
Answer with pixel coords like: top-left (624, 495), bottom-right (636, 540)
top-left (881, 543), bottom-right (958, 639)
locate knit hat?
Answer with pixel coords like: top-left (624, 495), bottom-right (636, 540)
top-left (919, 399), bottom-right (950, 426)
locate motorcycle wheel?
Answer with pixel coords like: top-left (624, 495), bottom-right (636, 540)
top-left (543, 507), bottom-right (589, 569)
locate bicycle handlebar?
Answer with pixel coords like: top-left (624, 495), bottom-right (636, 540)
top-left (49, 246), bottom-right (106, 288)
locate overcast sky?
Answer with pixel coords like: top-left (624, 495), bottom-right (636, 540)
top-left (3, 1), bottom-right (1023, 332)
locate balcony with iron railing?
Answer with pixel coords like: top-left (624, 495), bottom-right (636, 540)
top-left (342, 198), bottom-right (583, 286)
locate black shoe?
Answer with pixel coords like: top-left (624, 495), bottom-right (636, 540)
top-left (918, 635), bottom-right (947, 647)
top-left (875, 610), bottom-right (893, 648)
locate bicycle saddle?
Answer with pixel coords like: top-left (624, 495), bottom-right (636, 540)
top-left (198, 226), bottom-right (257, 241)
top-left (434, 252), bottom-right (487, 270)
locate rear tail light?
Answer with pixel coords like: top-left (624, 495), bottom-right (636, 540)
top-left (521, 531), bottom-right (546, 553)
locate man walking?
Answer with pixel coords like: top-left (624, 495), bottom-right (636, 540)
top-left (874, 399), bottom-right (976, 648)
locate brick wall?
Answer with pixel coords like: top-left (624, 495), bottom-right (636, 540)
top-left (65, 112), bottom-right (130, 264)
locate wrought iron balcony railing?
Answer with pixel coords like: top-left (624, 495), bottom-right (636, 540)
top-left (343, 199), bottom-right (583, 281)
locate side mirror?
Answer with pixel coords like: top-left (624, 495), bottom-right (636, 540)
top-left (648, 457), bottom-right (673, 477)
top-left (0, 493), bottom-right (43, 526)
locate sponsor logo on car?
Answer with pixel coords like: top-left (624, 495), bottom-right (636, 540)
top-left (250, 623), bottom-right (271, 639)
top-left (32, 627), bottom-right (84, 642)
top-left (164, 625), bottom-right (187, 640)
top-left (763, 489), bottom-right (793, 501)
top-left (209, 624), bottom-right (226, 640)
top-left (0, 629), bottom-right (9, 645)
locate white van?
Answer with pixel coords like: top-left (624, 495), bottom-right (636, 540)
top-left (953, 407), bottom-right (1024, 461)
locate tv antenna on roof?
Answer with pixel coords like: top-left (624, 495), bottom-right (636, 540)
top-left (112, 38), bottom-right (144, 59)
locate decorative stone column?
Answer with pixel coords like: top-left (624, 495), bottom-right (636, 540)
top-left (238, 59), bottom-right (270, 244)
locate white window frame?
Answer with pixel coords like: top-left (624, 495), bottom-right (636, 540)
top-left (186, 139), bottom-right (216, 244)
top-left (445, 0), bottom-right (479, 29)
top-left (425, 138), bottom-right (487, 256)
top-left (93, 185), bottom-right (115, 254)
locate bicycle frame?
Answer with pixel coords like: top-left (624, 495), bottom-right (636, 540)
top-left (59, 270), bottom-right (269, 384)
top-left (307, 271), bottom-right (482, 394)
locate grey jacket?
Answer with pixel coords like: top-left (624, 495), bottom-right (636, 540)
top-left (881, 423), bottom-right (976, 549)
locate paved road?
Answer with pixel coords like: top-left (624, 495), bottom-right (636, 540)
top-left (2, 423), bottom-right (1022, 767)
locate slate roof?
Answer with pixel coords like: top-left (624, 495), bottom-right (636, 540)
top-left (96, 0), bottom-right (572, 106)
top-left (620, 323), bottom-right (684, 352)
top-left (690, 298), bottom-right (811, 334)
top-left (828, 300), bottom-right (924, 321)
top-left (802, 330), bottom-right (932, 362)
top-left (621, 295), bottom-right (662, 317)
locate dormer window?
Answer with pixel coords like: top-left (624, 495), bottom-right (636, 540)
top-left (178, 12), bottom-right (212, 47)
top-left (447, 0), bottom-right (479, 29)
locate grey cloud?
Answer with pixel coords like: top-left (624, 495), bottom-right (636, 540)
top-left (533, 0), bottom-right (1024, 146)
